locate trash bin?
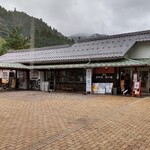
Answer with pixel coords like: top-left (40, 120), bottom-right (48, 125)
top-left (44, 82), bottom-right (49, 92)
top-left (117, 87), bottom-right (121, 94)
top-left (40, 82), bottom-right (45, 91)
top-left (113, 87), bottom-right (117, 95)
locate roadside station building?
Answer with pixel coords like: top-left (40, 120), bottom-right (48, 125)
top-left (0, 30), bottom-right (150, 95)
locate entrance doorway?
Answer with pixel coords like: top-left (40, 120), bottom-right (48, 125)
top-left (47, 70), bottom-right (55, 90)
top-left (138, 69), bottom-right (149, 93)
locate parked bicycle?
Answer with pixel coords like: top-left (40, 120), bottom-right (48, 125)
top-left (30, 79), bottom-right (40, 90)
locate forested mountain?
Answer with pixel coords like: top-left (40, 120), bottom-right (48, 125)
top-left (0, 6), bottom-right (72, 48)
top-left (69, 33), bottom-right (108, 42)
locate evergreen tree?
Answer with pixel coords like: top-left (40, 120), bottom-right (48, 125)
top-left (0, 43), bottom-right (7, 55)
top-left (6, 27), bottom-right (30, 50)
top-left (0, 37), bottom-right (7, 55)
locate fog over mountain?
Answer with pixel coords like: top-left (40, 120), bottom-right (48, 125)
top-left (0, 0), bottom-right (150, 36)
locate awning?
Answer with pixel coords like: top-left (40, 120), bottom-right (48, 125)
top-left (0, 58), bottom-right (148, 70)
top-left (0, 61), bottom-right (28, 70)
top-left (28, 59), bottom-right (147, 70)
top-left (135, 58), bottom-right (150, 65)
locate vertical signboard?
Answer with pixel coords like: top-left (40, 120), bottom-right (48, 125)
top-left (132, 81), bottom-right (141, 97)
top-left (86, 69), bottom-right (92, 94)
top-left (2, 71), bottom-right (9, 84)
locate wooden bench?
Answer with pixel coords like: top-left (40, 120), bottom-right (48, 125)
top-left (62, 87), bottom-right (74, 92)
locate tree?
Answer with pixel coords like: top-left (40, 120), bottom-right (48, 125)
top-left (0, 37), bottom-right (7, 55)
top-left (0, 43), bottom-right (8, 55)
top-left (6, 27), bottom-right (30, 50)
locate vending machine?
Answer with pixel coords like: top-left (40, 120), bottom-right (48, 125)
top-left (2, 70), bottom-right (16, 89)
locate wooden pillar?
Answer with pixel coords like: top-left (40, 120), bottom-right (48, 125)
top-left (54, 70), bottom-right (56, 90)
top-left (26, 70), bottom-right (30, 90)
top-left (73, 69), bottom-right (76, 91)
top-left (15, 70), bottom-right (18, 90)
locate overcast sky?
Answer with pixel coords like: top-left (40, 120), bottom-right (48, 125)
top-left (1, 0), bottom-right (150, 36)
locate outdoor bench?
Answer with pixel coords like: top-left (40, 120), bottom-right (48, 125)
top-left (62, 87), bottom-right (74, 92)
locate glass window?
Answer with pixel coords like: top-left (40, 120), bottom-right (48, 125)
top-left (139, 71), bottom-right (148, 87)
top-left (47, 70), bottom-right (54, 81)
top-left (75, 70), bottom-right (85, 82)
top-left (60, 70), bottom-right (67, 81)
top-left (56, 69), bottom-right (85, 82)
top-left (67, 70), bottom-right (74, 81)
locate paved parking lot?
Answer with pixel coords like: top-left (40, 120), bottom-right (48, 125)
top-left (0, 91), bottom-right (150, 150)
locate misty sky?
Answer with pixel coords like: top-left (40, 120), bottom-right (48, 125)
top-left (1, 0), bottom-right (150, 36)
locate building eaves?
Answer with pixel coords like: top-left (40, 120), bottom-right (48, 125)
top-left (28, 59), bottom-right (146, 70)
top-left (0, 61), bottom-right (28, 69)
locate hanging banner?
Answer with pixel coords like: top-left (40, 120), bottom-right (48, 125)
top-left (86, 69), bottom-right (92, 93)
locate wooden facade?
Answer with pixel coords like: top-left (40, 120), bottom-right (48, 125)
top-left (46, 69), bottom-right (86, 92)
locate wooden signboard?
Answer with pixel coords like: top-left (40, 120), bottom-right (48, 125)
top-left (94, 67), bottom-right (115, 74)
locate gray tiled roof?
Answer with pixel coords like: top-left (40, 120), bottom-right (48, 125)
top-left (1, 30), bottom-right (150, 64)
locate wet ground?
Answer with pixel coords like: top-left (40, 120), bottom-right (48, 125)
top-left (0, 91), bottom-right (150, 150)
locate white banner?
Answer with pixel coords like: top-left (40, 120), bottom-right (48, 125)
top-left (86, 69), bottom-right (92, 93)
top-left (92, 83), bottom-right (113, 94)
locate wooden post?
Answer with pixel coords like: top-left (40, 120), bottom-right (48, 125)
top-left (54, 70), bottom-right (56, 91)
top-left (26, 70), bottom-right (30, 90)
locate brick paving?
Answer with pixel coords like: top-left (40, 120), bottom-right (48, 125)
top-left (0, 91), bottom-right (150, 149)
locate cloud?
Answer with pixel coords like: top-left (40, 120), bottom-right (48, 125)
top-left (103, 0), bottom-right (150, 34)
top-left (0, 0), bottom-right (150, 36)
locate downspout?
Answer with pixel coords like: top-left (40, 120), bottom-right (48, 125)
top-left (84, 58), bottom-right (91, 69)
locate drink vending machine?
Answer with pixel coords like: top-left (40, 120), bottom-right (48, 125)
top-left (2, 70), bottom-right (16, 89)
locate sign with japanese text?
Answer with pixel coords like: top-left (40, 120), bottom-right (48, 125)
top-left (86, 69), bottom-right (92, 93)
